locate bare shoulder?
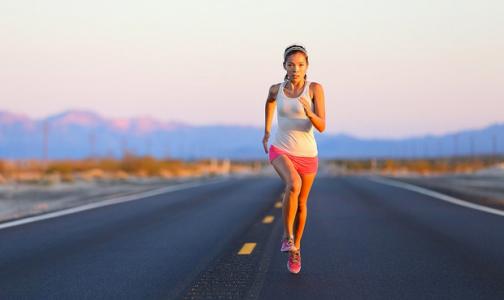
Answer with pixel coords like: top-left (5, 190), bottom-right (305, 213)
top-left (309, 81), bottom-right (324, 93)
top-left (267, 83), bottom-right (282, 101)
top-left (309, 82), bottom-right (324, 99)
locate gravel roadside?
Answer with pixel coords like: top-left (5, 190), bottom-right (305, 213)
top-left (0, 176), bottom-right (221, 224)
top-left (386, 174), bottom-right (504, 211)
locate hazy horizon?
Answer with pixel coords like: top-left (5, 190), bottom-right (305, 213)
top-left (1, 0), bottom-right (503, 138)
top-left (2, 108), bottom-right (504, 141)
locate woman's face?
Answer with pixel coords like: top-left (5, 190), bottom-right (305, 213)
top-left (284, 52), bottom-right (308, 81)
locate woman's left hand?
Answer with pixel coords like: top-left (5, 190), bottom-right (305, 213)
top-left (298, 96), bottom-right (314, 118)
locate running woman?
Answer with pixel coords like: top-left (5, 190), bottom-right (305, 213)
top-left (263, 44), bottom-right (326, 274)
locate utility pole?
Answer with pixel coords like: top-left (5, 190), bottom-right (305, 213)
top-left (492, 134), bottom-right (497, 163)
top-left (121, 136), bottom-right (128, 158)
top-left (470, 135), bottom-right (475, 160)
top-left (43, 120), bottom-right (49, 167)
top-left (453, 134), bottom-right (458, 159)
top-left (89, 130), bottom-right (96, 159)
top-left (144, 137), bottom-right (151, 157)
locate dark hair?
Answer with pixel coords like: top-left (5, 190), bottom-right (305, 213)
top-left (283, 44), bottom-right (309, 80)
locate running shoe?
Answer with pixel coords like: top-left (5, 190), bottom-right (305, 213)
top-left (280, 237), bottom-right (296, 252)
top-left (287, 249), bottom-right (301, 274)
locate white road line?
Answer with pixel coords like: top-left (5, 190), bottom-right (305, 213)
top-left (0, 177), bottom-right (229, 230)
top-left (369, 176), bottom-right (504, 217)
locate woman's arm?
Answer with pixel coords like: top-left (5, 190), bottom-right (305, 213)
top-left (300, 82), bottom-right (326, 133)
top-left (263, 84), bottom-right (279, 153)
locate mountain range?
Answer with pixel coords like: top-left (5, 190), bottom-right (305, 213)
top-left (1, 110), bottom-right (503, 160)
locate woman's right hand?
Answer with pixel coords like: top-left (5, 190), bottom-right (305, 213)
top-left (262, 132), bottom-right (270, 154)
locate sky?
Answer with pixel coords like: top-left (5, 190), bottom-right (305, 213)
top-left (0, 0), bottom-right (503, 138)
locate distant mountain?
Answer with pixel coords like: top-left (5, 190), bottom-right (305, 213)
top-left (0, 110), bottom-right (503, 160)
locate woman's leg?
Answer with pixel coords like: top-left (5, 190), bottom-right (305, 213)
top-left (293, 172), bottom-right (317, 249)
top-left (271, 155), bottom-right (302, 240)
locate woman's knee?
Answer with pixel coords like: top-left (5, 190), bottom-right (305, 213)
top-left (297, 202), bottom-right (307, 214)
top-left (285, 175), bottom-right (302, 195)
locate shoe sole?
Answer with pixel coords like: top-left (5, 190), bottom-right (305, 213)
top-left (281, 247), bottom-right (295, 252)
top-left (280, 245), bottom-right (298, 252)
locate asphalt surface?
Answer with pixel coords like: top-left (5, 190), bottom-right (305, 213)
top-left (1, 175), bottom-right (504, 299)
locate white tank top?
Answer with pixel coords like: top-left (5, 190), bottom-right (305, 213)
top-left (272, 80), bottom-right (318, 157)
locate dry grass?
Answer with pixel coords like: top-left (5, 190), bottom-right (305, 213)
top-left (0, 155), bottom-right (261, 184)
top-left (2, 155), bottom-right (501, 184)
top-left (329, 155), bottom-right (503, 175)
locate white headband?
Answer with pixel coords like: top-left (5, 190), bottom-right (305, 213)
top-left (284, 46), bottom-right (307, 60)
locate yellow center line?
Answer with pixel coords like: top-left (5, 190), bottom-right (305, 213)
top-left (262, 215), bottom-right (274, 224)
top-left (238, 243), bottom-right (256, 255)
top-left (274, 201), bottom-right (282, 208)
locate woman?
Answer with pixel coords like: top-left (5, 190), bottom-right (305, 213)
top-left (263, 44), bottom-right (326, 274)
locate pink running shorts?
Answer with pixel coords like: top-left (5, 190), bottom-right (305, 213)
top-left (268, 145), bottom-right (318, 175)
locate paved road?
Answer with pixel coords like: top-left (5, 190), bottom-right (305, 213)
top-left (1, 175), bottom-right (504, 299)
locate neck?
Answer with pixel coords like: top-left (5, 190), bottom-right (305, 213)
top-left (287, 78), bottom-right (305, 89)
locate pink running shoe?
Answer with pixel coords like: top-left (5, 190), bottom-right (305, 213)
top-left (287, 249), bottom-right (301, 274)
top-left (280, 237), bottom-right (296, 252)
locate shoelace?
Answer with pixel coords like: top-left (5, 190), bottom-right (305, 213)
top-left (289, 250), bottom-right (300, 264)
top-left (283, 238), bottom-right (294, 247)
